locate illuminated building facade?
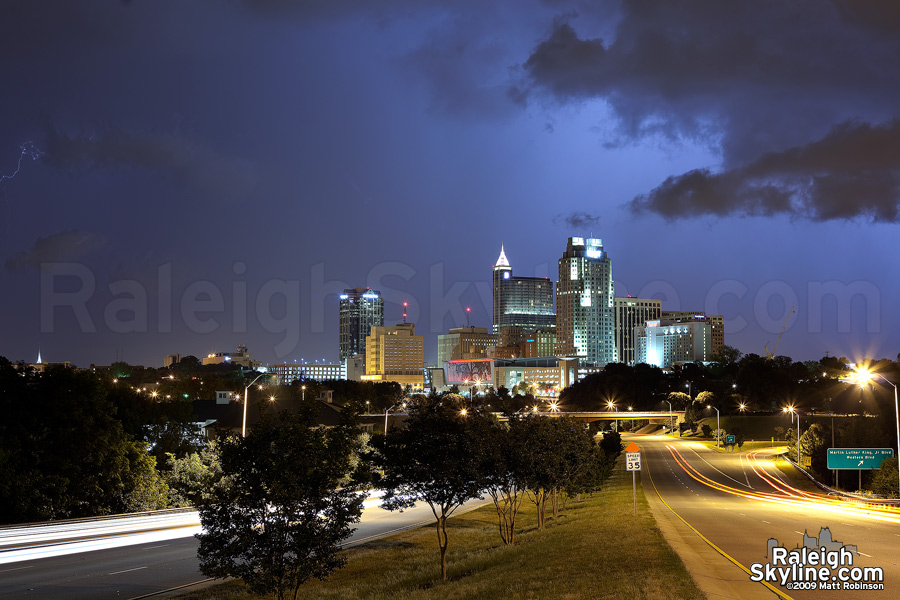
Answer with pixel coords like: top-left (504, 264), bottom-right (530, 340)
top-left (662, 311), bottom-right (725, 358)
top-left (555, 237), bottom-right (616, 365)
top-left (635, 319), bottom-right (712, 369)
top-left (493, 357), bottom-right (580, 394)
top-left (363, 323), bottom-right (424, 387)
top-left (437, 327), bottom-right (499, 365)
top-left (339, 288), bottom-right (384, 362)
top-left (491, 246), bottom-right (555, 335)
top-left (202, 344), bottom-right (259, 369)
top-left (268, 362), bottom-right (345, 385)
top-left (615, 297), bottom-right (662, 366)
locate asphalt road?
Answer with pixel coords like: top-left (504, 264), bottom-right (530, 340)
top-left (0, 497), bottom-right (490, 600)
top-left (634, 434), bottom-right (900, 599)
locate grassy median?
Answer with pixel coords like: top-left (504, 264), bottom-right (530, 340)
top-left (179, 464), bottom-right (705, 600)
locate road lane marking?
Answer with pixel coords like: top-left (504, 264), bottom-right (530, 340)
top-left (739, 454), bottom-right (753, 488)
top-left (127, 578), bottom-right (215, 600)
top-left (109, 566), bottom-right (148, 575)
top-left (683, 446), bottom-right (754, 488)
top-left (643, 455), bottom-right (794, 600)
top-left (0, 565), bottom-right (33, 573)
top-left (143, 544), bottom-right (170, 550)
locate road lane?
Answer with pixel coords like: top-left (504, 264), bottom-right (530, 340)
top-left (0, 497), bottom-right (490, 600)
top-left (636, 434), bottom-right (898, 599)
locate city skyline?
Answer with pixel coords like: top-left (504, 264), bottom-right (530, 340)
top-left (1, 2), bottom-right (898, 367)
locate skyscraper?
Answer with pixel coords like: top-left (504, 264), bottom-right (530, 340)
top-left (339, 288), bottom-right (384, 362)
top-left (555, 237), bottom-right (616, 365)
top-left (491, 245), bottom-right (555, 335)
top-left (615, 297), bottom-right (662, 366)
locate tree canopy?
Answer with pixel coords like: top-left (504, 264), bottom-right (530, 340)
top-left (196, 409), bottom-right (364, 600)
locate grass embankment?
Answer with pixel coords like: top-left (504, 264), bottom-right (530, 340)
top-left (179, 465), bottom-right (705, 600)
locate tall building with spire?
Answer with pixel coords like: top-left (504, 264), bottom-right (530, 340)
top-left (491, 245), bottom-right (555, 336)
top-left (339, 288), bottom-right (384, 362)
top-left (555, 237), bottom-right (616, 365)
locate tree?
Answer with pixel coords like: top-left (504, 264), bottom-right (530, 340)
top-left (164, 445), bottom-right (222, 507)
top-left (712, 429), bottom-right (727, 446)
top-left (481, 416), bottom-right (526, 545)
top-left (379, 394), bottom-right (489, 580)
top-left (871, 458), bottom-right (898, 498)
top-left (0, 363), bottom-right (168, 523)
top-left (695, 391), bottom-right (715, 407)
top-left (800, 423), bottom-right (828, 477)
top-left (712, 345), bottom-right (743, 365)
top-left (196, 410), bottom-right (364, 600)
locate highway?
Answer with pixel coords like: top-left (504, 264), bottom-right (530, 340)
top-left (5, 438), bottom-right (899, 600)
top-left (635, 434), bottom-right (900, 599)
top-left (0, 495), bottom-right (489, 600)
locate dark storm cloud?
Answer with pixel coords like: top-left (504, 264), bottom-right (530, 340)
top-left (629, 121), bottom-right (900, 222)
top-left (523, 1), bottom-right (900, 159)
top-left (553, 211), bottom-right (600, 228)
top-left (5, 230), bottom-right (104, 271)
top-left (43, 126), bottom-right (258, 201)
top-left (520, 0), bottom-right (900, 220)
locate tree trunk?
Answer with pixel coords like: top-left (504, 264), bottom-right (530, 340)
top-left (437, 515), bottom-right (449, 580)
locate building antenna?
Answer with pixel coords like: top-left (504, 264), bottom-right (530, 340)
top-left (466, 306), bottom-right (471, 327)
top-left (402, 300), bottom-right (408, 324)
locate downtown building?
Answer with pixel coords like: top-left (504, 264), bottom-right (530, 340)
top-left (555, 237), bottom-right (616, 365)
top-left (437, 326), bottom-right (500, 365)
top-left (662, 311), bottom-right (725, 358)
top-left (615, 297), bottom-right (662, 366)
top-left (268, 361), bottom-right (346, 385)
top-left (362, 323), bottom-right (425, 388)
top-left (634, 319), bottom-right (712, 369)
top-left (491, 246), bottom-right (555, 335)
top-left (339, 288), bottom-right (384, 363)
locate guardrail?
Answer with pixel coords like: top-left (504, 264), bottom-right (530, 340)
top-left (779, 452), bottom-right (900, 507)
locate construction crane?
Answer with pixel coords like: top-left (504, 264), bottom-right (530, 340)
top-left (764, 306), bottom-right (795, 359)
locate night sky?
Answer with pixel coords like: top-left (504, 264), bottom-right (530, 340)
top-left (1, 0), bottom-right (898, 368)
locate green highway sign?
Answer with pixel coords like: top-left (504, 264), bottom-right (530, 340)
top-left (725, 435), bottom-right (735, 444)
top-left (827, 448), bottom-right (893, 470)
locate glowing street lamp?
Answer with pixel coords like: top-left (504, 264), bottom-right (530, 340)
top-left (783, 406), bottom-right (800, 464)
top-left (853, 367), bottom-right (900, 497)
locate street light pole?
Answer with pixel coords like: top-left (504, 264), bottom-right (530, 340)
top-left (854, 369), bottom-right (900, 498)
top-left (707, 405), bottom-right (720, 448)
top-left (242, 373), bottom-right (267, 437)
top-left (665, 400), bottom-right (673, 436)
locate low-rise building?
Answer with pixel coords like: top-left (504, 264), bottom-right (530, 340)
top-left (362, 323), bottom-right (424, 387)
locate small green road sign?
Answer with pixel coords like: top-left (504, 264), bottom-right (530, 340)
top-left (827, 448), bottom-right (893, 470)
top-left (725, 435), bottom-right (735, 444)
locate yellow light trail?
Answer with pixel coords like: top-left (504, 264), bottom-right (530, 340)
top-left (665, 446), bottom-right (900, 524)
